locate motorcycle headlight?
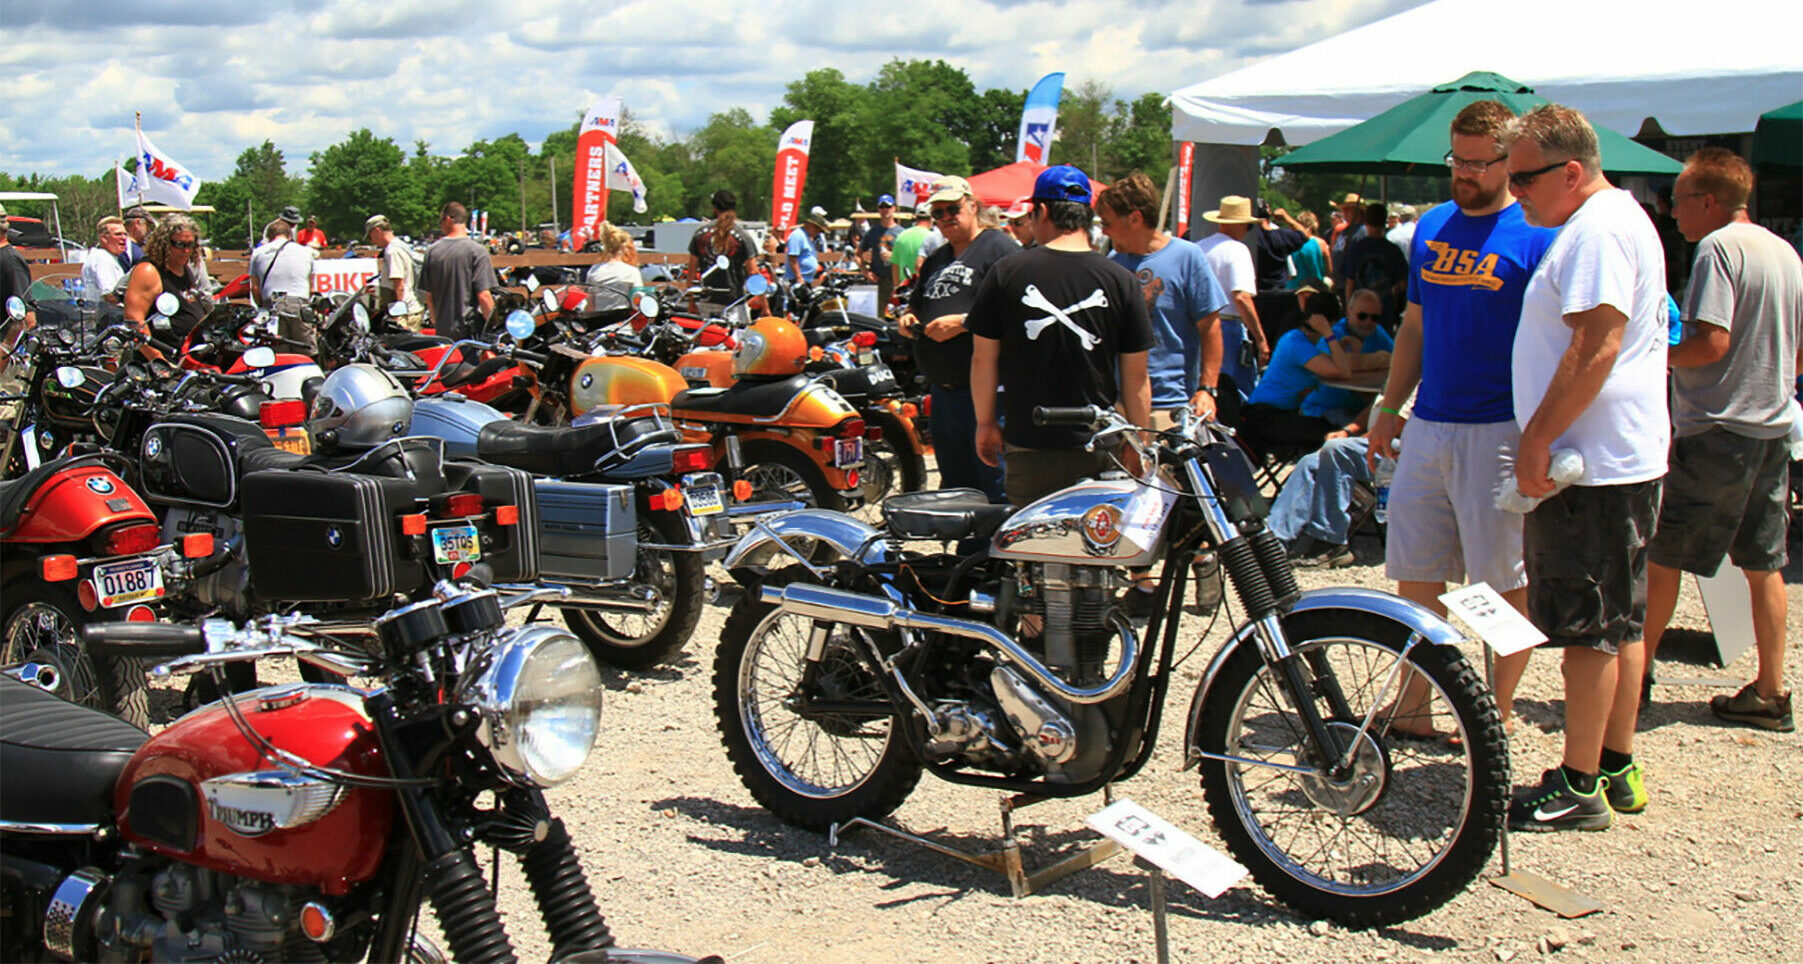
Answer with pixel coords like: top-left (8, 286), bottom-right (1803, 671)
top-left (463, 626), bottom-right (603, 787)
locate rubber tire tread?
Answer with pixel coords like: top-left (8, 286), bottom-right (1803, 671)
top-left (1196, 609), bottom-right (1507, 929)
top-left (713, 572), bottom-right (922, 832)
top-left (739, 439), bottom-right (847, 512)
top-left (1, 580), bottom-right (149, 729)
top-left (562, 510), bottom-right (704, 669)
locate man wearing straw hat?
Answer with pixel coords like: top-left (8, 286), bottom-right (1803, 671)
top-left (1194, 195), bottom-right (1268, 398)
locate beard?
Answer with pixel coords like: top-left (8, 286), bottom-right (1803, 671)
top-left (1452, 175), bottom-right (1505, 211)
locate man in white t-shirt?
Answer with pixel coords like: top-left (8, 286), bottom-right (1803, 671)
top-left (248, 218), bottom-right (315, 308)
top-left (365, 214), bottom-right (424, 331)
top-left (81, 216), bottom-right (131, 303)
top-left (1503, 105), bottom-right (1669, 833)
top-left (1194, 195), bottom-right (1268, 398)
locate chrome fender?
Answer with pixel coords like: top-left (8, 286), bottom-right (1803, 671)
top-left (1180, 587), bottom-right (1469, 767)
top-left (722, 508), bottom-right (890, 573)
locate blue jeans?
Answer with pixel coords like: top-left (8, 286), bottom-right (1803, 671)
top-left (929, 384), bottom-right (1003, 501)
top-left (1220, 318), bottom-right (1258, 399)
top-left (1267, 436), bottom-right (1371, 546)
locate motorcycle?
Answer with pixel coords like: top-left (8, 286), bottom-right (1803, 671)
top-left (0, 587), bottom-right (717, 963)
top-left (713, 406), bottom-right (1507, 927)
top-left (802, 328), bottom-right (927, 505)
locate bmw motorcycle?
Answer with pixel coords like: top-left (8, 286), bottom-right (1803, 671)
top-left (714, 406), bottom-right (1508, 927)
top-left (0, 584), bottom-right (717, 963)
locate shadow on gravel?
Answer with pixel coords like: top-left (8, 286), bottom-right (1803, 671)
top-left (595, 660), bottom-right (698, 690)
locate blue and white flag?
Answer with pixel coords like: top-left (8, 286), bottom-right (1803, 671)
top-left (604, 141), bottom-right (649, 214)
top-left (1015, 72), bottom-right (1065, 165)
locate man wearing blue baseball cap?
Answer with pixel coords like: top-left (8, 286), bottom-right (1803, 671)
top-left (968, 164), bottom-right (1155, 506)
top-left (859, 193), bottom-right (903, 308)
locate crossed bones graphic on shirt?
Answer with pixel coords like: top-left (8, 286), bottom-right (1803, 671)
top-left (1021, 284), bottom-right (1105, 350)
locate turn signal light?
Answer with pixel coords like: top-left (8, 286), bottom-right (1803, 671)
top-left (920, 394), bottom-right (932, 417)
top-left (851, 331), bottom-right (878, 347)
top-left (733, 479), bottom-right (752, 501)
top-left (102, 523), bottom-right (161, 557)
top-left (441, 493), bottom-right (484, 518)
top-left (671, 445), bottom-right (713, 474)
top-left (653, 488), bottom-right (684, 511)
top-left (901, 403), bottom-right (919, 418)
top-left (400, 513), bottom-right (428, 536)
top-left (494, 505), bottom-right (519, 526)
top-left (40, 554), bottom-right (79, 582)
top-left (180, 532), bottom-right (215, 558)
top-left (259, 398), bottom-right (309, 429)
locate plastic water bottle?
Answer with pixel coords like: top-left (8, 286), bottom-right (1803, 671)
top-left (1495, 450), bottom-right (1586, 513)
top-left (1372, 455), bottom-right (1395, 526)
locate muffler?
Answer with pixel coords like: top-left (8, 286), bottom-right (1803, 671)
top-left (757, 583), bottom-right (1138, 705)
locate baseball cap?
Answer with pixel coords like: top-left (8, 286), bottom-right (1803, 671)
top-left (1002, 198), bottom-right (1032, 220)
top-left (1032, 165), bottom-right (1092, 205)
top-left (927, 176), bottom-right (975, 205)
top-left (877, 193), bottom-right (895, 207)
top-left (365, 214), bottom-right (392, 235)
top-left (914, 203), bottom-right (931, 218)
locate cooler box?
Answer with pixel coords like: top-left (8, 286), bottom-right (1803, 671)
top-left (534, 480), bottom-right (637, 582)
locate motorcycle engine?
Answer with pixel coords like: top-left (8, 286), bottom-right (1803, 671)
top-left (97, 860), bottom-right (323, 963)
top-left (160, 509), bottom-right (251, 615)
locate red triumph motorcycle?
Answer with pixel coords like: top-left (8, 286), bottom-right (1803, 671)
top-left (0, 452), bottom-right (209, 727)
top-left (0, 589), bottom-right (720, 964)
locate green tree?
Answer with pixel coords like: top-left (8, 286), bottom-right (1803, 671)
top-left (1107, 92), bottom-right (1174, 186)
top-left (1050, 80), bottom-right (1111, 176)
top-left (199, 141), bottom-right (302, 249)
top-left (970, 87), bottom-right (1027, 174)
top-left (858, 60), bottom-right (981, 192)
top-left (771, 68), bottom-right (868, 216)
top-left (684, 109), bottom-right (776, 220)
top-left (306, 130), bottom-right (411, 241)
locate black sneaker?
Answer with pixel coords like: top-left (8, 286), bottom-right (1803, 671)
top-left (1508, 768), bottom-right (1612, 832)
top-left (1294, 543), bottom-right (1355, 569)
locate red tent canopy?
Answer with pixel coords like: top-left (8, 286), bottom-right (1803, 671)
top-left (965, 161), bottom-right (1107, 207)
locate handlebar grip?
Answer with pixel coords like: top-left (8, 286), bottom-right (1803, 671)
top-left (1032, 405), bottom-right (1107, 428)
top-left (82, 622), bottom-right (206, 657)
top-left (147, 338), bottom-right (178, 355)
top-left (513, 350), bottom-right (548, 366)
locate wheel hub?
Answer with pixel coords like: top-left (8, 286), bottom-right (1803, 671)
top-left (1296, 721), bottom-right (1388, 815)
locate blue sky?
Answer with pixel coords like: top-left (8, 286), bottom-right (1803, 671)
top-left (2, 0), bottom-right (1425, 180)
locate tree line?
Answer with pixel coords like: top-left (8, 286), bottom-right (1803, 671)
top-left (1, 60), bottom-right (1173, 249)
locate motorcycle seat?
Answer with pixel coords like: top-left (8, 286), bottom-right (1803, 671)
top-left (0, 676), bottom-right (147, 826)
top-left (476, 417), bottom-right (679, 477)
top-left (0, 454), bottom-right (114, 536)
top-left (672, 374), bottom-right (810, 419)
top-left (237, 446), bottom-right (310, 473)
top-left (882, 488), bottom-right (1011, 543)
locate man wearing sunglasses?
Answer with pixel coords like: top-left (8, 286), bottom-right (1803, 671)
top-left (1503, 104), bottom-right (1670, 833)
top-left (1369, 100), bottom-right (1555, 748)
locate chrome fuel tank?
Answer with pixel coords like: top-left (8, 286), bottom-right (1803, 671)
top-left (989, 477), bottom-right (1176, 567)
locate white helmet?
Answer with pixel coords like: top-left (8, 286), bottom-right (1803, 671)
top-left (309, 364), bottom-right (412, 449)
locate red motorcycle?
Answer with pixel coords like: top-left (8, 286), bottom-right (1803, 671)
top-left (0, 453), bottom-right (210, 726)
top-left (0, 592), bottom-right (720, 963)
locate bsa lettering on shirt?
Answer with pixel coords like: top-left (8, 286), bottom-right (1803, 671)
top-left (1418, 240), bottom-right (1504, 291)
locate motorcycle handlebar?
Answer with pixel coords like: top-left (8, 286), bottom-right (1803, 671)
top-left (82, 622), bottom-right (207, 657)
top-left (1032, 405), bottom-right (1110, 428)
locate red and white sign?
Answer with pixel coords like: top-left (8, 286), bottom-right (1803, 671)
top-left (312, 258), bottom-right (379, 296)
top-left (769, 120), bottom-right (815, 236)
top-left (571, 97), bottom-right (622, 249)
top-left (894, 161), bottom-right (944, 208)
top-left (1175, 142), bottom-right (1195, 236)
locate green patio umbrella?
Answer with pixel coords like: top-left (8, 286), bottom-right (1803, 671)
top-left (1272, 71), bottom-right (1682, 176)
top-left (1750, 99), bottom-right (1801, 169)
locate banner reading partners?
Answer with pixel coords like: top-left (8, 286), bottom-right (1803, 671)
top-left (769, 121), bottom-right (815, 237)
top-left (571, 98), bottom-right (622, 250)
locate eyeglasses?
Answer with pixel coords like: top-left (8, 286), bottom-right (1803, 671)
top-left (1507, 159), bottom-right (1569, 188)
top-left (1354, 312), bottom-right (1380, 321)
top-left (168, 240), bottom-right (197, 251)
top-left (929, 204), bottom-right (962, 221)
top-left (1444, 150), bottom-right (1508, 174)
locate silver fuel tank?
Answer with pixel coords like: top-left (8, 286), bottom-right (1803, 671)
top-left (989, 476), bottom-right (1177, 567)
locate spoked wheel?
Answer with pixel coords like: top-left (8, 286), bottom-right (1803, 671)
top-left (857, 410), bottom-right (926, 504)
top-left (714, 589), bottom-right (921, 831)
top-left (739, 440), bottom-right (847, 511)
top-left (1196, 610), bottom-right (1506, 928)
top-left (562, 511), bottom-right (704, 669)
top-left (1, 580), bottom-right (149, 728)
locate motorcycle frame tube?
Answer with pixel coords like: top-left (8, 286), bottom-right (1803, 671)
top-left (722, 509), bottom-right (889, 572)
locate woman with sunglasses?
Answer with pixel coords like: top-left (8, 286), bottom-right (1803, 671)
top-left (124, 212), bottom-right (211, 347)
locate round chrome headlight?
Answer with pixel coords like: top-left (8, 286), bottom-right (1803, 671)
top-left (463, 626), bottom-right (603, 787)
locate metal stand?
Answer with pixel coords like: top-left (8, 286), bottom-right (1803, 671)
top-left (1484, 648), bottom-right (1604, 919)
top-left (828, 788), bottom-right (1125, 899)
top-left (1134, 857), bottom-right (1172, 964)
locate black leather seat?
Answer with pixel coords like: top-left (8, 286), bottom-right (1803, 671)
top-left (883, 488), bottom-right (1012, 542)
top-left (672, 374), bottom-right (810, 419)
top-left (476, 417), bottom-right (679, 477)
top-left (0, 676), bottom-right (147, 826)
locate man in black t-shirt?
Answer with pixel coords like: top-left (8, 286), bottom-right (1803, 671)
top-left (968, 165), bottom-right (1155, 507)
top-left (0, 204), bottom-right (36, 375)
top-left (1340, 202), bottom-right (1409, 325)
top-left (858, 194), bottom-right (903, 310)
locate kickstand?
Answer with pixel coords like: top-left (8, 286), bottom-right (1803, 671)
top-left (828, 788), bottom-right (1125, 898)
top-left (1485, 648), bottom-right (1603, 919)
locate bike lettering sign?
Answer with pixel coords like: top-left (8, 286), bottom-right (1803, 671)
top-left (311, 259), bottom-right (379, 295)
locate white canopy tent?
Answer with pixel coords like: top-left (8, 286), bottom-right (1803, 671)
top-left (1171, 0), bottom-right (1802, 146)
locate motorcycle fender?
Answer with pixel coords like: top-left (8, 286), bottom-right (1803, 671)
top-left (1179, 587), bottom-right (1469, 769)
top-left (780, 384), bottom-right (859, 428)
top-left (722, 508), bottom-right (887, 576)
top-left (7, 465), bottom-right (156, 544)
top-left (876, 402), bottom-right (923, 454)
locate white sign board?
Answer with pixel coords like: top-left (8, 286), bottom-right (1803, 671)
top-left (1694, 567), bottom-right (1755, 667)
top-left (312, 258), bottom-right (379, 296)
top-left (1439, 582), bottom-right (1546, 657)
top-left (1086, 799), bottom-right (1247, 898)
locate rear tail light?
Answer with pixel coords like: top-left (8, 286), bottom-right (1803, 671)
top-left (494, 505), bottom-right (519, 526)
top-left (733, 479), bottom-right (752, 501)
top-left (40, 554), bottom-right (79, 582)
top-left (400, 513), bottom-right (429, 536)
top-left (921, 394), bottom-right (932, 417)
top-left (259, 398), bottom-right (309, 429)
top-left (101, 523), bottom-right (161, 557)
top-left (440, 493), bottom-right (484, 518)
top-left (671, 445), bottom-right (713, 475)
top-left (845, 469), bottom-right (860, 490)
top-left (180, 532), bottom-right (215, 558)
top-left (851, 331), bottom-right (878, 347)
top-left (125, 605), bottom-right (157, 623)
top-left (838, 419), bottom-right (866, 439)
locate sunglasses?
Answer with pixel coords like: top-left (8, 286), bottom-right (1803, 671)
top-left (1507, 159), bottom-right (1568, 188)
top-left (168, 240), bottom-right (198, 250)
top-left (929, 204), bottom-right (962, 221)
top-left (1354, 312), bottom-right (1380, 322)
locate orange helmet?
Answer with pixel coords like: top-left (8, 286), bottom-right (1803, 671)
top-left (732, 317), bottom-right (808, 378)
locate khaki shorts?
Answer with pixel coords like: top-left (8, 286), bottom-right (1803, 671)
top-left (1384, 419), bottom-right (1526, 591)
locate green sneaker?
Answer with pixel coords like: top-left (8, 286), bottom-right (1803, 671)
top-left (1600, 761), bottom-right (1647, 814)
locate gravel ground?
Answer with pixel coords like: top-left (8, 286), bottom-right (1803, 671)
top-left (150, 498), bottom-right (1803, 963)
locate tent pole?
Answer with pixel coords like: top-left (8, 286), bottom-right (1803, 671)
top-left (52, 202), bottom-right (68, 264)
top-left (1157, 166), bottom-right (1177, 235)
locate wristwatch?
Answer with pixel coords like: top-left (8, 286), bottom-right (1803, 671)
top-left (1200, 385), bottom-right (1219, 398)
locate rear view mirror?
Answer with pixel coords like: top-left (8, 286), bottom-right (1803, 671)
top-left (504, 310), bottom-right (536, 340)
top-left (744, 275), bottom-right (771, 297)
top-left (55, 366), bottom-right (85, 388)
top-left (4, 296), bottom-right (24, 321)
top-left (523, 273), bottom-right (541, 293)
top-left (351, 302), bottom-right (370, 333)
top-left (242, 346), bottom-right (277, 368)
top-left (153, 292), bottom-right (179, 317)
top-left (714, 255), bottom-right (730, 272)
top-left (634, 291), bottom-right (660, 319)
top-left (541, 288), bottom-right (559, 313)
top-left (387, 301), bottom-right (409, 318)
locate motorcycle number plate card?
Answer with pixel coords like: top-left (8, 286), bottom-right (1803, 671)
top-left (686, 482), bottom-right (725, 516)
top-left (431, 524), bottom-right (483, 564)
top-left (833, 437), bottom-right (863, 468)
top-left (93, 557), bottom-right (165, 608)
top-left (1086, 799), bottom-right (1247, 899)
top-left (1438, 582), bottom-right (1545, 657)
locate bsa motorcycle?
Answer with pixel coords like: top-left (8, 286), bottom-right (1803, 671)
top-left (0, 585), bottom-right (716, 963)
top-left (713, 406), bottom-right (1507, 927)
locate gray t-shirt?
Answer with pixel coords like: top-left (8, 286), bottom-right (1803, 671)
top-left (1675, 221), bottom-right (1803, 439)
top-left (422, 236), bottom-right (498, 336)
top-left (248, 239), bottom-right (315, 306)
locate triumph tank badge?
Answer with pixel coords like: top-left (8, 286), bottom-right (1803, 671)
top-left (325, 526), bottom-right (344, 549)
top-left (1080, 504), bottom-right (1124, 555)
top-left (85, 476), bottom-right (115, 494)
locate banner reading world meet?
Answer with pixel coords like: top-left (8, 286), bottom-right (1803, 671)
top-left (769, 120), bottom-right (815, 236)
top-left (1015, 72), bottom-right (1065, 164)
top-left (571, 97), bottom-right (621, 249)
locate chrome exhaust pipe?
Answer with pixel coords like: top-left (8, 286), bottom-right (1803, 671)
top-left (758, 583), bottom-right (1138, 705)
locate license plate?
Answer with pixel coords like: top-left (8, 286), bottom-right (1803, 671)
top-left (834, 437), bottom-right (863, 468)
top-left (265, 425), bottom-right (311, 455)
top-left (686, 483), bottom-right (724, 516)
top-left (92, 558), bottom-right (164, 609)
top-left (857, 350), bottom-right (876, 366)
top-left (431, 524), bottom-right (482, 564)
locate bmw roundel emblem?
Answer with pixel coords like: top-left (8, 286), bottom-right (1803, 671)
top-left (580, 373), bottom-right (594, 390)
top-left (86, 476), bottom-right (115, 494)
top-left (145, 436), bottom-right (163, 458)
top-left (325, 526), bottom-right (344, 549)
